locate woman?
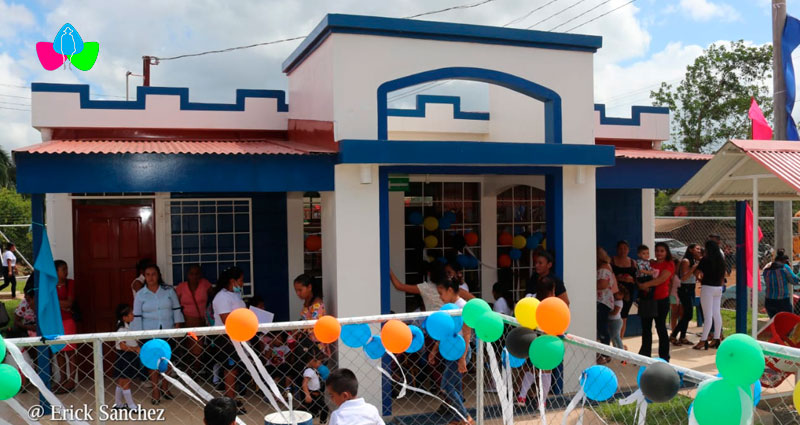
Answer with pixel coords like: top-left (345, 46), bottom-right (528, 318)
top-left (390, 262), bottom-right (473, 312)
top-left (670, 244), bottom-right (701, 346)
top-left (693, 240), bottom-right (726, 350)
top-left (293, 274), bottom-right (330, 355)
top-left (0, 242), bottom-right (17, 298)
top-left (132, 264), bottom-right (184, 404)
top-left (596, 248), bottom-right (618, 350)
top-left (763, 250), bottom-right (799, 318)
top-left (210, 266), bottom-right (247, 414)
top-left (610, 241), bottom-right (637, 343)
top-left (526, 251), bottom-right (570, 305)
top-left (174, 264), bottom-right (212, 373)
top-left (53, 260), bottom-right (78, 394)
top-left (637, 242), bottom-right (674, 362)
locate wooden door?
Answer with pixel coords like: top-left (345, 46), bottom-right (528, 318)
top-left (73, 203), bottom-right (156, 333)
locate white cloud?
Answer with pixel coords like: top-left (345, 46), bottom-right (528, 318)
top-left (0, 1), bottom-right (35, 39)
top-left (678, 0), bottom-right (740, 22)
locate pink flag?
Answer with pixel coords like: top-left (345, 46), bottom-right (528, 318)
top-left (748, 97), bottom-right (773, 140)
top-left (745, 202), bottom-right (764, 290)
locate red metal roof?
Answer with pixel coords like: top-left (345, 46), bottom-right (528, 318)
top-left (732, 139), bottom-right (800, 193)
top-left (615, 148), bottom-right (712, 161)
top-left (15, 139), bottom-right (336, 155)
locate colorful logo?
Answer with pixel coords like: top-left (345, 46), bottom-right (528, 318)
top-left (36, 23), bottom-right (99, 71)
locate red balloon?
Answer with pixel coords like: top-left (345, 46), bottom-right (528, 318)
top-left (465, 232), bottom-right (479, 246)
top-left (498, 232), bottom-right (513, 246)
top-left (673, 206), bottom-right (688, 217)
top-left (498, 254), bottom-right (512, 268)
top-left (305, 235), bottom-right (322, 251)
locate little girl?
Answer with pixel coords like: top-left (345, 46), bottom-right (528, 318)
top-left (113, 304), bottom-right (140, 410)
top-left (608, 286), bottom-right (627, 350)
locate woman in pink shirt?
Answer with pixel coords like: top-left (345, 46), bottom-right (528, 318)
top-left (175, 265), bottom-right (212, 371)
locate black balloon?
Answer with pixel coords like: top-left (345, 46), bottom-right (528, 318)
top-left (506, 327), bottom-right (536, 359)
top-left (639, 362), bottom-right (680, 403)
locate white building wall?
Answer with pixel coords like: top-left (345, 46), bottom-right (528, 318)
top-left (45, 193), bottom-right (73, 277)
top-left (286, 192), bottom-right (305, 320)
top-left (287, 38), bottom-right (335, 122)
top-left (641, 189), bottom-right (655, 253)
top-left (488, 86), bottom-right (545, 143)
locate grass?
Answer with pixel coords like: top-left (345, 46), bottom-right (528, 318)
top-left (721, 309), bottom-right (768, 336)
top-left (595, 395), bottom-right (693, 425)
top-left (1, 298), bottom-right (20, 335)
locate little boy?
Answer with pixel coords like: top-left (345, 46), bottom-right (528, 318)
top-left (302, 347), bottom-right (329, 423)
top-left (203, 397), bottom-right (237, 425)
top-left (327, 368), bottom-right (385, 425)
top-left (635, 245), bottom-right (655, 284)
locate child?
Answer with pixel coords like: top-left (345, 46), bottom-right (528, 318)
top-left (13, 288), bottom-right (37, 337)
top-left (327, 368), bottom-right (385, 425)
top-left (113, 304), bottom-right (140, 410)
top-left (432, 278), bottom-right (474, 425)
top-left (302, 347), bottom-right (329, 424)
top-left (204, 397), bottom-right (237, 425)
top-left (492, 282), bottom-right (513, 315)
top-left (517, 276), bottom-right (556, 407)
top-left (608, 287), bottom-right (627, 350)
top-left (635, 245), bottom-right (656, 285)
top-left (265, 331), bottom-right (292, 391)
top-left (669, 259), bottom-right (682, 331)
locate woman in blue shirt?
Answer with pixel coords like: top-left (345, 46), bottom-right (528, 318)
top-left (132, 264), bottom-right (184, 405)
top-left (763, 250), bottom-right (800, 318)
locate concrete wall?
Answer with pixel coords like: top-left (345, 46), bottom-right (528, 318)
top-left (596, 189), bottom-right (643, 257)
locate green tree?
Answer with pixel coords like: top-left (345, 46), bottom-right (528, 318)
top-left (0, 149), bottom-right (15, 188)
top-left (0, 187), bottom-right (31, 266)
top-left (651, 41), bottom-right (773, 153)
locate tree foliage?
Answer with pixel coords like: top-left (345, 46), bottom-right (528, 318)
top-left (0, 187), bottom-right (31, 265)
top-left (650, 41), bottom-right (773, 153)
top-left (0, 149), bottom-right (16, 189)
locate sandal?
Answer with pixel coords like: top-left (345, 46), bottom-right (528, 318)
top-left (680, 338), bottom-right (693, 345)
top-left (670, 337), bottom-right (681, 347)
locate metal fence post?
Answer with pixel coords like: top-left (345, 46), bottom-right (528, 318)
top-left (93, 339), bottom-right (105, 424)
top-left (476, 338), bottom-right (484, 425)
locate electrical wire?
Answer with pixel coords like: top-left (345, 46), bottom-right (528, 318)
top-left (0, 83), bottom-right (28, 89)
top-left (404, 0), bottom-right (498, 19)
top-left (526, 0), bottom-right (589, 29)
top-left (503, 0), bottom-right (561, 27)
top-left (0, 106), bottom-right (29, 112)
top-left (563, 0), bottom-right (637, 32)
top-left (0, 93), bottom-right (29, 100)
top-left (548, 0), bottom-right (612, 31)
top-left (0, 101), bottom-right (30, 107)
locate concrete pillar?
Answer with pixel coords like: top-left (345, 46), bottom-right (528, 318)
top-left (641, 189), bottom-right (655, 252)
top-left (45, 194), bottom-right (73, 277)
top-left (481, 179), bottom-right (498, 301)
top-left (389, 191), bottom-right (406, 313)
top-left (286, 192), bottom-right (305, 321)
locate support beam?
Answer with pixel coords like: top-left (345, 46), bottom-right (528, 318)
top-left (698, 156), bottom-right (748, 203)
top-left (736, 201), bottom-right (748, 334)
top-left (752, 179), bottom-right (760, 338)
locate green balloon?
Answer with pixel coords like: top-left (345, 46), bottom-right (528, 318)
top-left (0, 334), bottom-right (5, 363)
top-left (0, 363), bottom-right (21, 400)
top-left (463, 298), bottom-right (491, 329)
top-left (694, 379), bottom-right (742, 425)
top-left (475, 311), bottom-right (504, 342)
top-left (716, 334), bottom-right (765, 387)
top-left (529, 335), bottom-right (564, 370)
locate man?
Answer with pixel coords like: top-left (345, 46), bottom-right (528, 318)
top-left (525, 250), bottom-right (569, 305)
top-left (204, 397), bottom-right (237, 425)
top-left (0, 243), bottom-right (17, 298)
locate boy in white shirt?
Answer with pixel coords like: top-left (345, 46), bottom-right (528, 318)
top-left (327, 368), bottom-right (385, 425)
top-left (302, 347), bottom-right (329, 423)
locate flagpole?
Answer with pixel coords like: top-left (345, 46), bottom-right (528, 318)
top-left (773, 0), bottom-right (794, 272)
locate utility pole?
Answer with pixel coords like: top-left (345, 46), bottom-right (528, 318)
top-left (142, 56), bottom-right (158, 87)
top-left (773, 0), bottom-right (793, 259)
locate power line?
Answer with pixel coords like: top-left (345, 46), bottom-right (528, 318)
top-left (527, 0), bottom-right (589, 29)
top-left (0, 83), bottom-right (28, 89)
top-left (563, 0), bottom-right (637, 33)
top-left (0, 93), bottom-right (29, 100)
top-left (0, 101), bottom-right (30, 107)
top-left (503, 0), bottom-right (561, 27)
top-left (0, 106), bottom-right (29, 112)
top-left (405, 0), bottom-right (498, 19)
top-left (548, 0), bottom-right (612, 31)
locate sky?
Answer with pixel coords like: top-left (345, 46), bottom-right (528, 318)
top-left (0, 0), bottom-right (788, 151)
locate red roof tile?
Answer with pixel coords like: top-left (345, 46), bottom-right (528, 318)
top-left (731, 140), bottom-right (800, 193)
top-left (15, 139), bottom-right (336, 155)
top-left (615, 148), bottom-right (712, 161)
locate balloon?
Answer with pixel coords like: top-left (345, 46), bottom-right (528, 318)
top-left (580, 365), bottom-right (618, 402)
top-left (140, 339), bottom-right (171, 371)
top-left (318, 365), bottom-right (330, 381)
top-left (716, 334), bottom-right (764, 387)
top-left (440, 303), bottom-right (463, 330)
top-left (498, 254), bottom-right (512, 268)
top-left (439, 219), bottom-right (452, 231)
top-left (381, 320), bottom-right (413, 354)
top-left (498, 232), bottom-right (513, 246)
top-left (694, 378), bottom-right (751, 425)
top-left (423, 217), bottom-right (439, 231)
top-left (515, 297), bottom-right (540, 329)
top-left (364, 336), bottom-right (386, 359)
top-left (468, 256), bottom-right (480, 269)
top-left (637, 358), bottom-right (668, 386)
top-left (536, 297), bottom-right (570, 336)
top-left (225, 308), bottom-right (259, 342)
top-left (341, 323), bottom-right (371, 348)
top-left (506, 327), bottom-right (537, 359)
top-left (424, 235), bottom-right (439, 248)
top-left (442, 211), bottom-right (457, 224)
top-left (475, 311), bottom-right (504, 342)
top-left (794, 381), bottom-right (800, 411)
top-left (0, 334), bottom-right (5, 363)
top-left (502, 350), bottom-right (526, 368)
top-left (463, 298), bottom-right (491, 328)
top-left (0, 364), bottom-right (21, 400)
top-left (512, 235), bottom-right (527, 249)
top-left (409, 211), bottom-right (423, 225)
top-left (527, 233), bottom-right (543, 249)
top-left (715, 373), bottom-right (762, 407)
top-left (509, 248), bottom-right (522, 260)
top-left (437, 256), bottom-right (448, 264)
top-left (304, 235), bottom-right (321, 252)
top-left (529, 335), bottom-right (564, 370)
top-left (457, 254), bottom-right (471, 268)
top-left (465, 232), bottom-right (479, 246)
top-left (640, 362), bottom-right (680, 402)
top-left (440, 334), bottom-right (467, 361)
top-left (314, 315), bottom-right (341, 344)
top-left (426, 311), bottom-right (456, 341)
top-left (406, 325), bottom-right (425, 353)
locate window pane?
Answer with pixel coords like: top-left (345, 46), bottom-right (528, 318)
top-left (443, 183), bottom-right (462, 200)
top-left (200, 215), bottom-right (216, 233)
top-left (217, 214), bottom-right (234, 233)
top-left (464, 183), bottom-right (480, 201)
top-left (182, 215), bottom-right (198, 234)
top-left (182, 235), bottom-right (199, 254)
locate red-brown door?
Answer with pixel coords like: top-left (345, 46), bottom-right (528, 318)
top-left (73, 203), bottom-right (156, 333)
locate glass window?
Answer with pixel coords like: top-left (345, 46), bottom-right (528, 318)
top-left (496, 185), bottom-right (546, 301)
top-left (303, 193), bottom-right (323, 281)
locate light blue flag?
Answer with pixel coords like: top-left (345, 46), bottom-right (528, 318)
top-left (33, 230), bottom-right (65, 353)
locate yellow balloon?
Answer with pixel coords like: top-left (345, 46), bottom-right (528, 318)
top-left (423, 217), bottom-right (439, 231)
top-left (424, 235), bottom-right (438, 248)
top-left (794, 382), bottom-right (800, 411)
top-left (512, 235), bottom-right (527, 249)
top-left (515, 297), bottom-right (540, 329)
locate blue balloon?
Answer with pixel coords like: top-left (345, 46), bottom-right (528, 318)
top-left (469, 256), bottom-right (480, 269)
top-left (364, 336), bottom-right (386, 359)
top-left (426, 311), bottom-right (456, 341)
top-left (140, 339), bottom-right (171, 371)
top-left (409, 212), bottom-right (423, 225)
top-left (439, 219), bottom-right (453, 230)
top-left (442, 211), bottom-right (457, 223)
top-left (457, 254), bottom-right (470, 268)
top-left (440, 303), bottom-right (463, 330)
top-left (509, 249), bottom-right (522, 260)
top-left (440, 334), bottom-right (466, 361)
top-left (318, 365), bottom-right (330, 381)
top-left (502, 350), bottom-right (526, 368)
top-left (406, 325), bottom-right (425, 353)
top-left (52, 23), bottom-right (84, 55)
top-left (437, 257), bottom-right (448, 264)
top-left (341, 324), bottom-right (371, 348)
top-left (580, 365), bottom-right (618, 402)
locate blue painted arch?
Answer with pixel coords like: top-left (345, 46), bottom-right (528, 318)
top-left (377, 67), bottom-right (562, 143)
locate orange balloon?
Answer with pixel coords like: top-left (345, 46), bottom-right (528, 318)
top-left (314, 315), bottom-right (341, 343)
top-left (464, 232), bottom-right (479, 246)
top-left (225, 308), bottom-right (259, 342)
top-left (498, 232), bottom-right (513, 246)
top-left (305, 235), bottom-right (322, 251)
top-left (535, 297), bottom-right (570, 336)
top-left (498, 254), bottom-right (512, 268)
top-left (381, 319), bottom-right (412, 353)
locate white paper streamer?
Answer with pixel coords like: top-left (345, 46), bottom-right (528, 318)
top-left (502, 349), bottom-right (514, 425)
top-left (4, 398), bottom-right (37, 425)
top-left (561, 388), bottom-right (586, 425)
top-left (375, 360), bottom-right (468, 423)
top-left (618, 390), bottom-right (647, 425)
top-left (385, 352), bottom-right (407, 399)
top-left (538, 371), bottom-right (547, 425)
top-left (4, 341), bottom-right (89, 425)
top-left (233, 341), bottom-right (292, 424)
top-left (241, 340), bottom-right (289, 407)
top-left (485, 345), bottom-right (512, 425)
top-left (163, 360), bottom-right (248, 425)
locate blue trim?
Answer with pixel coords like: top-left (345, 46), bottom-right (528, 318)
top-left (545, 172), bottom-right (563, 278)
top-left (377, 67), bottom-right (562, 143)
top-left (282, 14), bottom-right (602, 73)
top-left (30, 82), bottom-right (289, 112)
top-left (594, 104), bottom-right (670, 126)
top-left (596, 158), bottom-right (705, 189)
top-left (736, 201), bottom-right (748, 334)
top-left (387, 95), bottom-right (489, 120)
top-left (379, 168), bottom-right (391, 315)
top-left (339, 140), bottom-right (614, 166)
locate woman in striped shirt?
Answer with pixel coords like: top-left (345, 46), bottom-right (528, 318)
top-left (763, 250), bottom-right (800, 318)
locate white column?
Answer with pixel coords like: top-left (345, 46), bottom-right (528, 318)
top-left (389, 191), bottom-right (406, 313)
top-left (154, 192), bottom-right (170, 282)
top-left (45, 194), bottom-right (74, 277)
top-left (481, 179), bottom-right (498, 300)
top-left (641, 189), bottom-right (655, 251)
top-left (286, 192), bottom-right (305, 321)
